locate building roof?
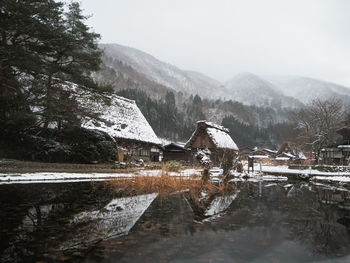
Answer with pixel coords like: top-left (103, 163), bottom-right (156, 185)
top-left (185, 121), bottom-right (239, 150)
top-left (75, 87), bottom-right (161, 145)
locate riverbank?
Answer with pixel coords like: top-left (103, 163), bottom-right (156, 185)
top-left (0, 159), bottom-right (156, 174)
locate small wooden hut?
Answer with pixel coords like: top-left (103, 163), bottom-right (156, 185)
top-left (163, 143), bottom-right (191, 162)
top-left (185, 121), bottom-right (239, 164)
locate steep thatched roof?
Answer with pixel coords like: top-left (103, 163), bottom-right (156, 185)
top-left (185, 121), bottom-right (238, 150)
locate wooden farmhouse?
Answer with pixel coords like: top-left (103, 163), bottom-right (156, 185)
top-left (275, 142), bottom-right (307, 164)
top-left (321, 126), bottom-right (350, 165)
top-left (163, 143), bottom-right (191, 162)
top-left (185, 121), bottom-right (239, 164)
top-left (82, 93), bottom-right (161, 162)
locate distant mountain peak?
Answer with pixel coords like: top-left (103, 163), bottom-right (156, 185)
top-left (99, 43), bottom-right (226, 99)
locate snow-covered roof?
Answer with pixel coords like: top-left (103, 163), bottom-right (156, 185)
top-left (275, 157), bottom-right (291, 161)
top-left (249, 155), bottom-right (270, 159)
top-left (76, 89), bottom-right (161, 145)
top-left (186, 121), bottom-right (238, 151)
top-left (263, 148), bottom-right (278, 154)
top-left (206, 127), bottom-right (238, 150)
top-left (277, 152), bottom-right (295, 159)
top-left (338, 145), bottom-right (350, 149)
top-left (201, 121), bottom-right (229, 133)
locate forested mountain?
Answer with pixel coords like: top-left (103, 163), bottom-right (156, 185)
top-left (94, 44), bottom-right (300, 147)
top-left (115, 88), bottom-right (295, 148)
top-left (94, 42), bottom-right (350, 148)
top-left (224, 73), bottom-right (302, 109)
top-left (97, 43), bottom-right (227, 99)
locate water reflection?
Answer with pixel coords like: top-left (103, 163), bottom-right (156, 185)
top-left (61, 193), bottom-right (158, 250)
top-left (0, 181), bottom-right (350, 262)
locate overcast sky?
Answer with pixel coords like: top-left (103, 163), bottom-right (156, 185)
top-left (78, 0), bottom-right (350, 86)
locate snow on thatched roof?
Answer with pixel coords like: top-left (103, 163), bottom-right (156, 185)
top-left (75, 87), bottom-right (161, 145)
top-left (186, 121), bottom-right (238, 150)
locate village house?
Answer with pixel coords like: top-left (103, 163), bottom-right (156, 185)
top-left (274, 142), bottom-right (308, 164)
top-left (321, 126), bottom-right (350, 165)
top-left (239, 147), bottom-right (277, 165)
top-left (185, 121), bottom-right (239, 164)
top-left (82, 94), bottom-right (162, 162)
top-left (162, 143), bottom-right (191, 162)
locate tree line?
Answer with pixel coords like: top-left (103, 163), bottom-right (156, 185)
top-left (0, 0), bottom-right (107, 139)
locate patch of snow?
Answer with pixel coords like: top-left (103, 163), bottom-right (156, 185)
top-left (261, 165), bottom-right (350, 177)
top-left (0, 169), bottom-right (203, 183)
top-left (311, 176), bottom-right (350, 183)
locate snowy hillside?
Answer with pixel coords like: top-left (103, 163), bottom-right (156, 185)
top-left (97, 43), bottom-right (349, 109)
top-left (99, 43), bottom-right (226, 98)
top-left (224, 73), bottom-right (303, 108)
top-left (267, 76), bottom-right (350, 105)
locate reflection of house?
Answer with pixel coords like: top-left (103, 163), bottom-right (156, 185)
top-left (163, 143), bottom-right (191, 162)
top-left (184, 191), bottom-right (239, 221)
top-left (82, 94), bottom-right (161, 162)
top-left (61, 193), bottom-right (158, 250)
top-left (185, 121), bottom-right (239, 164)
top-left (321, 126), bottom-right (350, 165)
top-left (204, 192), bottom-right (239, 219)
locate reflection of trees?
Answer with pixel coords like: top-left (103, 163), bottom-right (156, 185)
top-left (2, 181), bottom-right (350, 262)
top-left (0, 183), bottom-right (117, 262)
top-left (285, 185), bottom-right (350, 256)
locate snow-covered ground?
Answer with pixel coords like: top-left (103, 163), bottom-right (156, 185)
top-left (2, 165), bottom-right (350, 184)
top-left (0, 169), bottom-right (202, 184)
top-left (311, 176), bottom-right (350, 183)
top-left (260, 165), bottom-right (350, 177)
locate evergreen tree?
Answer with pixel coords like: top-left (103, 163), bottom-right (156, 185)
top-left (0, 0), bottom-right (105, 134)
top-left (0, 0), bottom-right (64, 134)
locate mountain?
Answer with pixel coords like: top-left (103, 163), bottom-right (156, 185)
top-left (98, 43), bottom-right (226, 99)
top-left (96, 43), bottom-right (349, 110)
top-left (267, 76), bottom-right (350, 105)
top-left (224, 73), bottom-right (303, 109)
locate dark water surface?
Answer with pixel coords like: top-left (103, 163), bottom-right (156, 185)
top-left (1, 180), bottom-right (350, 263)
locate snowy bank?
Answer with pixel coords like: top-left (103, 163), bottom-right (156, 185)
top-left (311, 176), bottom-right (350, 183)
top-left (260, 165), bottom-right (350, 177)
top-left (0, 169), bottom-right (203, 184)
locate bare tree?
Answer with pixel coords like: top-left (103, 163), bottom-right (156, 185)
top-left (294, 98), bottom-right (345, 162)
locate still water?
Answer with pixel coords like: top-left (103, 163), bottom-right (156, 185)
top-left (1, 180), bottom-right (350, 262)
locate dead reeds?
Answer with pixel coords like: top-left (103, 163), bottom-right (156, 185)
top-left (106, 169), bottom-right (217, 196)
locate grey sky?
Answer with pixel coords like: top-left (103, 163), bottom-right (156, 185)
top-left (78, 0), bottom-right (350, 86)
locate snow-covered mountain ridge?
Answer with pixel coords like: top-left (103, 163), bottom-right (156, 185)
top-left (97, 43), bottom-right (350, 108)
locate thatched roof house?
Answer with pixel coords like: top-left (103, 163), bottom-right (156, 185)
top-left (79, 91), bottom-right (161, 162)
top-left (185, 121), bottom-right (238, 164)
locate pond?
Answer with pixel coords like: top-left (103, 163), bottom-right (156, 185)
top-left (1, 180), bottom-right (350, 262)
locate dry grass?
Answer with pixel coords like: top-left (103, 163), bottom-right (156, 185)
top-left (161, 161), bottom-right (183, 173)
top-left (107, 171), bottom-right (217, 196)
